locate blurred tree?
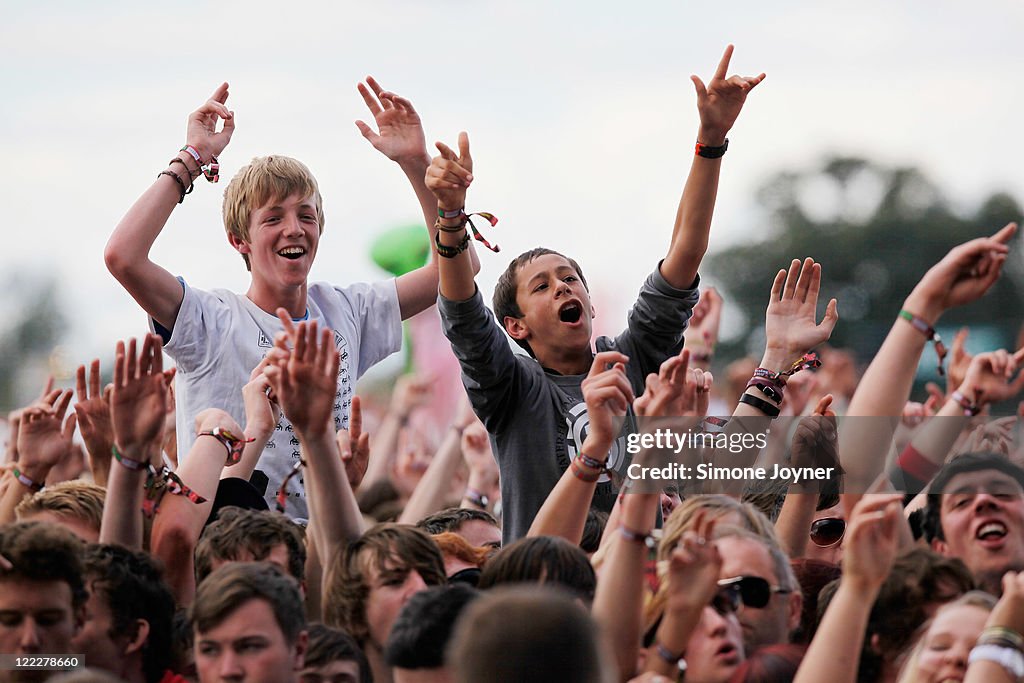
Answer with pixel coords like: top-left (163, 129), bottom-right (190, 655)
top-left (0, 274), bottom-right (65, 410)
top-left (709, 157), bottom-right (1023, 370)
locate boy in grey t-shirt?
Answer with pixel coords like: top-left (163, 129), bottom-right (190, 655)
top-left (428, 46), bottom-right (765, 542)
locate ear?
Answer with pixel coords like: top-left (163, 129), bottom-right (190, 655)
top-left (292, 629), bottom-right (309, 670)
top-left (73, 604), bottom-right (86, 636)
top-left (787, 590), bottom-right (803, 634)
top-left (124, 618), bottom-right (150, 656)
top-left (931, 537), bottom-right (949, 556)
top-left (504, 316), bottom-right (530, 342)
top-left (228, 233), bottom-right (252, 256)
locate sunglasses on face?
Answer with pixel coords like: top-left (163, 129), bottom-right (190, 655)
top-left (717, 575), bottom-right (792, 609)
top-left (809, 517), bottom-right (846, 547)
top-left (711, 584), bottom-right (742, 616)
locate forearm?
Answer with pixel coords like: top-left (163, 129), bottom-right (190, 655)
top-left (660, 148), bottom-right (722, 290)
top-left (794, 578), bottom-right (878, 683)
top-left (363, 412), bottom-right (403, 489)
top-left (906, 400), bottom-right (970, 465)
top-left (301, 431), bottom-right (364, 549)
top-left (593, 492), bottom-right (659, 681)
top-left (151, 436), bottom-right (225, 598)
top-left (644, 603), bottom-right (704, 679)
top-left (227, 428), bottom-right (273, 481)
top-left (775, 492), bottom-right (817, 558)
top-left (399, 427), bottom-right (465, 525)
top-left (99, 450), bottom-right (152, 549)
top-left (0, 468), bottom-right (48, 525)
top-left (437, 210), bottom-right (478, 302)
top-left (529, 433), bottom-right (613, 543)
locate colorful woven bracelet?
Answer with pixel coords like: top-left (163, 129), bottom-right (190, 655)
top-left (899, 309), bottom-right (947, 376)
top-left (11, 467), bottom-right (42, 492)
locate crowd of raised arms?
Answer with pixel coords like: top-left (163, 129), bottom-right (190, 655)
top-left (2, 45), bottom-right (1024, 683)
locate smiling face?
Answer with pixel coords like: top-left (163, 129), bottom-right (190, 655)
top-left (933, 469), bottom-right (1024, 588)
top-left (915, 602), bottom-right (989, 683)
top-left (504, 254), bottom-right (594, 369)
top-left (232, 192), bottom-right (321, 298)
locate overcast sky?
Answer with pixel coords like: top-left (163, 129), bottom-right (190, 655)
top-left (3, 0), bottom-right (1023, 385)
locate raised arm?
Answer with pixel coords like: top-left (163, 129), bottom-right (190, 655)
top-left (102, 335), bottom-right (169, 548)
top-left (264, 320), bottom-right (365, 555)
top-left (0, 390), bottom-right (76, 525)
top-left (104, 84), bottom-right (235, 331)
top-left (841, 223), bottom-right (1016, 491)
top-left (795, 494), bottom-right (902, 683)
top-left (661, 45), bottom-right (765, 289)
top-left (355, 77), bottom-right (480, 318)
top-left (73, 360), bottom-right (114, 487)
top-left (427, 132), bottom-right (478, 302)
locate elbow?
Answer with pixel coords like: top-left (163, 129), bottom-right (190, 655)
top-left (103, 239), bottom-right (127, 280)
top-left (151, 517), bottom-right (196, 561)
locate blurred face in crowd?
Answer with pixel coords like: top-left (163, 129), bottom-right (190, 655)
top-left (682, 605), bottom-right (744, 683)
top-left (914, 602), bottom-right (989, 683)
top-left (71, 584), bottom-right (128, 675)
top-left (0, 578), bottom-right (81, 671)
top-left (716, 536), bottom-right (799, 653)
top-left (195, 598), bottom-right (306, 683)
top-left (934, 470), bottom-right (1024, 588)
top-left (455, 520), bottom-right (501, 550)
top-left (298, 660), bottom-right (362, 683)
top-left (362, 552), bottom-right (430, 650)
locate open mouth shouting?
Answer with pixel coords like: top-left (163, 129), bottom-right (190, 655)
top-left (558, 300), bottom-right (583, 325)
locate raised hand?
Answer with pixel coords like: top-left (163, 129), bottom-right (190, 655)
top-left (461, 420), bottom-right (498, 485)
top-left (264, 320), bottom-right (339, 439)
top-left (664, 512), bottom-right (722, 613)
top-left (355, 76), bottom-right (429, 166)
top-left (389, 373), bottom-right (433, 422)
top-left (691, 45), bottom-right (766, 145)
top-left (905, 223), bottom-right (1017, 322)
top-left (110, 335), bottom-right (169, 463)
top-left (686, 288), bottom-right (723, 361)
top-left (185, 83), bottom-right (235, 163)
top-left (242, 356), bottom-right (281, 441)
top-left (763, 258), bottom-right (839, 367)
top-left (685, 367), bottom-right (714, 417)
top-left (958, 348), bottom-right (1024, 406)
top-left (336, 396), bottom-right (370, 488)
top-left (791, 394), bottom-right (840, 472)
top-left (842, 494), bottom-right (903, 590)
top-left (73, 360), bottom-right (114, 484)
top-left (634, 348), bottom-right (692, 418)
top-left (581, 351), bottom-right (633, 447)
top-left (16, 390), bottom-right (76, 483)
top-left (426, 132), bottom-right (474, 211)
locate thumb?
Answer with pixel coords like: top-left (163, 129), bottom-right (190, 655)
top-left (691, 75), bottom-right (707, 100)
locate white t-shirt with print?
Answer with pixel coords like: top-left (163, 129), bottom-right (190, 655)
top-left (161, 279), bottom-right (402, 517)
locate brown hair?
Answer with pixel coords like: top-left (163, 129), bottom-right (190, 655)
top-left (195, 508), bottom-right (306, 583)
top-left (491, 248), bottom-right (589, 355)
top-left (16, 480), bottom-right (106, 535)
top-left (324, 524), bottom-right (446, 645)
top-left (477, 536), bottom-right (596, 603)
top-left (0, 521), bottom-right (87, 609)
top-left (191, 562), bottom-right (306, 643)
top-left (222, 156), bottom-right (325, 270)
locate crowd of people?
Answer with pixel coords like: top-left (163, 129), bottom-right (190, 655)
top-left (2, 44), bottom-right (1024, 683)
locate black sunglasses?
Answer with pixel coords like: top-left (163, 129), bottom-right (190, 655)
top-left (809, 517), bottom-right (846, 547)
top-left (711, 584), bottom-right (742, 616)
top-left (717, 575), bottom-right (791, 609)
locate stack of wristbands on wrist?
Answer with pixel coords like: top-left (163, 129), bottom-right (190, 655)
top-left (740, 352), bottom-right (821, 418)
top-left (158, 144), bottom-right (220, 204)
top-left (434, 207), bottom-right (500, 258)
top-left (951, 389), bottom-right (983, 417)
top-left (570, 452), bottom-right (609, 483)
top-left (969, 626), bottom-right (1024, 679)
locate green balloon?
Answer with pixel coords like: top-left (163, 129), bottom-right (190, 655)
top-left (371, 224), bottom-right (430, 276)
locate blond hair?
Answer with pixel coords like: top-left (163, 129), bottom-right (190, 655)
top-left (222, 156), bottom-right (325, 270)
top-left (16, 480), bottom-right (105, 535)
